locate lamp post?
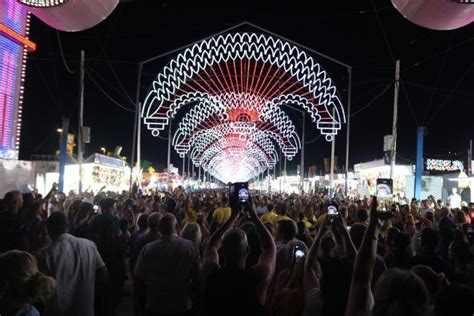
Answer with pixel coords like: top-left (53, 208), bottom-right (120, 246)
top-left (283, 104), bottom-right (305, 194)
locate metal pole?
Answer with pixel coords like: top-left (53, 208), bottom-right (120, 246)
top-left (300, 113), bottom-right (305, 194)
top-left (198, 164), bottom-right (201, 183)
top-left (137, 102), bottom-right (141, 189)
top-left (167, 120), bottom-right (172, 191)
top-left (188, 155), bottom-right (191, 179)
top-left (182, 156), bottom-right (185, 179)
top-left (330, 110), bottom-right (336, 198)
top-left (390, 60), bottom-right (400, 179)
top-left (58, 118), bottom-right (69, 193)
top-left (414, 127), bottom-right (424, 200)
top-left (344, 66), bottom-right (352, 197)
top-left (131, 62), bottom-right (143, 192)
top-left (192, 161), bottom-right (195, 180)
top-left (469, 139), bottom-right (472, 176)
top-left (78, 50), bottom-right (85, 194)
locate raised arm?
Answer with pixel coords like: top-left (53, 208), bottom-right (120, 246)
top-left (248, 200), bottom-right (276, 279)
top-left (303, 215), bottom-right (328, 295)
top-left (334, 215), bottom-right (357, 262)
top-left (247, 199), bottom-right (276, 305)
top-left (345, 196), bottom-right (380, 316)
top-left (200, 206), bottom-right (239, 276)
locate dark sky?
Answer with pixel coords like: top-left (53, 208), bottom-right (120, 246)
top-left (20, 0), bottom-right (474, 175)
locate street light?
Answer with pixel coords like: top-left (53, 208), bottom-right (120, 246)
top-left (100, 147), bottom-right (106, 155)
top-left (57, 128), bottom-right (63, 133)
top-left (283, 104), bottom-right (305, 194)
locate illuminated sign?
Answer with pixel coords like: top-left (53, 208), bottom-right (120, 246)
top-left (0, 0), bottom-right (34, 160)
top-left (425, 159), bottom-right (464, 172)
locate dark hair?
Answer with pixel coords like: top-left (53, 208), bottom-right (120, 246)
top-left (349, 223), bottom-right (366, 249)
top-left (393, 232), bottom-right (412, 268)
top-left (420, 227), bottom-right (439, 254)
top-left (450, 240), bottom-right (473, 263)
top-left (357, 208), bottom-right (369, 222)
top-left (373, 268), bottom-right (429, 316)
top-left (267, 203), bottom-right (274, 212)
top-left (137, 213), bottom-right (149, 230)
top-left (411, 265), bottom-right (440, 304)
top-left (434, 284), bottom-right (474, 316)
top-left (99, 198), bottom-right (116, 212)
top-left (277, 220), bottom-right (297, 241)
top-left (47, 211), bottom-right (68, 238)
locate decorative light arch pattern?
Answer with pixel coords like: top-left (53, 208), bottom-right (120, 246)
top-left (142, 32), bottom-right (345, 182)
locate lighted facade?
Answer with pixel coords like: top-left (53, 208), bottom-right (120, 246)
top-left (0, 0), bottom-right (35, 160)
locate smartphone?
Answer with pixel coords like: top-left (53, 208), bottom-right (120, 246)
top-left (327, 202), bottom-right (339, 216)
top-left (293, 244), bottom-right (305, 263)
top-left (463, 224), bottom-right (474, 242)
top-left (229, 182), bottom-right (250, 206)
top-left (93, 205), bottom-right (99, 214)
top-left (327, 201), bottom-right (340, 224)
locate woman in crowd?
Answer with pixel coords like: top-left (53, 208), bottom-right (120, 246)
top-left (0, 250), bottom-right (56, 316)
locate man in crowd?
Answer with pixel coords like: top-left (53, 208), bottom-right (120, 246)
top-left (91, 198), bottom-right (121, 236)
top-left (201, 200), bottom-right (276, 316)
top-left (35, 212), bottom-right (108, 316)
top-left (0, 190), bottom-right (28, 253)
top-left (134, 213), bottom-right (200, 316)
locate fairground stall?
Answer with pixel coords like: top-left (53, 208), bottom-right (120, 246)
top-left (354, 159), bottom-right (413, 198)
top-left (50, 154), bottom-right (131, 193)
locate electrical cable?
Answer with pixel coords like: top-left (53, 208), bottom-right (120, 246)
top-left (96, 40), bottom-right (135, 105)
top-left (350, 81), bottom-right (394, 117)
top-left (425, 60), bottom-right (474, 126)
top-left (56, 30), bottom-right (76, 74)
top-left (86, 69), bottom-right (135, 113)
top-left (371, 0), bottom-right (419, 126)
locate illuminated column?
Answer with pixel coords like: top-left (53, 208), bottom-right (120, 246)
top-left (0, 0), bottom-right (36, 160)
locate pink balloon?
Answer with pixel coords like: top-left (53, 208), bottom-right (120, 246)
top-left (29, 0), bottom-right (119, 32)
top-left (392, 0), bottom-right (474, 30)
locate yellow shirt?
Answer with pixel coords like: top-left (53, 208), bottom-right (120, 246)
top-left (185, 208), bottom-right (198, 224)
top-left (304, 215), bottom-right (317, 229)
top-left (261, 211), bottom-right (278, 223)
top-left (212, 207), bottom-right (231, 224)
top-left (273, 215), bottom-right (292, 225)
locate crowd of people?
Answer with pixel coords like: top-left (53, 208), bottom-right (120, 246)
top-left (1, 183), bottom-right (474, 316)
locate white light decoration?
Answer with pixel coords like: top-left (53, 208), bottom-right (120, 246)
top-left (142, 32), bottom-right (346, 183)
top-left (18, 0), bottom-right (68, 7)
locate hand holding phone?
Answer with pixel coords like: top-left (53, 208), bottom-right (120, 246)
top-left (293, 244), bottom-right (305, 264)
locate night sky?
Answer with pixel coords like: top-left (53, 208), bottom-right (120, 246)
top-left (20, 0), bottom-right (474, 175)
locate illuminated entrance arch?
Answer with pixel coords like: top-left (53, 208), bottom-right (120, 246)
top-left (142, 32), bottom-right (346, 182)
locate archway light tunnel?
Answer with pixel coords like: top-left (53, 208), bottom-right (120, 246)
top-left (142, 32), bottom-right (346, 183)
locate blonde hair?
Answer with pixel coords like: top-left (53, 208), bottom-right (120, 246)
top-left (181, 223), bottom-right (202, 247)
top-left (0, 250), bottom-right (55, 307)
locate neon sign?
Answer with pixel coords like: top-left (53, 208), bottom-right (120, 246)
top-left (425, 159), bottom-right (464, 172)
top-left (0, 0), bottom-right (34, 160)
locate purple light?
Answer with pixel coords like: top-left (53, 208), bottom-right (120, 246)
top-left (0, 0), bottom-right (29, 160)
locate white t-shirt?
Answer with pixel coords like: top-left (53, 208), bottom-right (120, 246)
top-left (36, 234), bottom-right (105, 316)
top-left (420, 207), bottom-right (434, 217)
top-left (448, 193), bottom-right (462, 209)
